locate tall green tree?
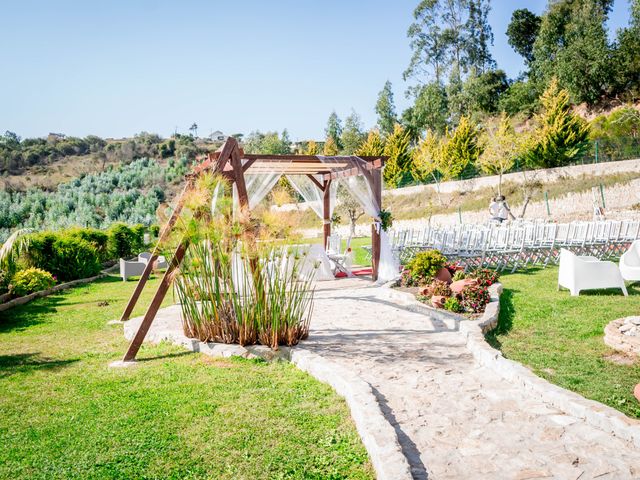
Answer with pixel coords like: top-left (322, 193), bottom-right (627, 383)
top-left (401, 81), bottom-right (449, 141)
top-left (531, 0), bottom-right (614, 104)
top-left (613, 0), bottom-right (640, 99)
top-left (506, 9), bottom-right (541, 66)
top-left (325, 112), bottom-right (343, 151)
top-left (465, 0), bottom-right (495, 75)
top-left (375, 81), bottom-right (398, 137)
top-left (440, 115), bottom-right (481, 179)
top-left (524, 78), bottom-right (590, 168)
top-left (382, 124), bottom-right (413, 188)
top-left (405, 0), bottom-right (446, 84)
top-left (340, 111), bottom-right (366, 154)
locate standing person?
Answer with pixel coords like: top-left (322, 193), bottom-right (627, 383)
top-left (489, 196), bottom-right (502, 223)
top-left (497, 195), bottom-right (515, 222)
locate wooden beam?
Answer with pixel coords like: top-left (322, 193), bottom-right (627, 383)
top-left (242, 158), bottom-right (257, 172)
top-left (243, 154), bottom-right (387, 162)
top-left (119, 179), bottom-right (193, 321)
top-left (122, 239), bottom-right (189, 361)
top-left (306, 174), bottom-right (325, 192)
top-left (323, 179), bottom-right (332, 249)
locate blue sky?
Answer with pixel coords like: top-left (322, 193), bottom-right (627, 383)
top-left (0, 0), bottom-right (633, 141)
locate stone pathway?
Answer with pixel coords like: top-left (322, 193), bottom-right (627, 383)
top-left (302, 279), bottom-right (640, 480)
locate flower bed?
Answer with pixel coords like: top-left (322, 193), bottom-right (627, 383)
top-left (397, 249), bottom-right (499, 317)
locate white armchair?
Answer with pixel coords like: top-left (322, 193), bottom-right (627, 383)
top-left (120, 258), bottom-right (146, 281)
top-left (558, 249), bottom-right (627, 296)
top-left (138, 252), bottom-right (168, 270)
top-left (620, 240), bottom-right (640, 281)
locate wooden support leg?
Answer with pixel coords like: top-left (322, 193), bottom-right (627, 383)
top-left (119, 181), bottom-right (192, 321)
top-left (122, 240), bottom-right (189, 362)
top-left (323, 179), bottom-right (332, 249)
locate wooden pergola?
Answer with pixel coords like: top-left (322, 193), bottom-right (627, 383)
top-left (118, 137), bottom-right (386, 362)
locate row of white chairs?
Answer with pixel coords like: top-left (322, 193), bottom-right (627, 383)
top-left (390, 220), bottom-right (640, 272)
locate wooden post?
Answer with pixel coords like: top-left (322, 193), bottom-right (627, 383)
top-left (119, 179), bottom-right (193, 321)
top-left (122, 239), bottom-right (189, 361)
top-left (370, 169), bottom-right (382, 281)
top-left (323, 179), bottom-right (332, 249)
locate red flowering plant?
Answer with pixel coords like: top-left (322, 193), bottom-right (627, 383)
top-left (399, 269), bottom-right (417, 287)
top-left (444, 261), bottom-right (463, 276)
top-left (470, 268), bottom-right (500, 287)
top-left (460, 284), bottom-right (491, 314)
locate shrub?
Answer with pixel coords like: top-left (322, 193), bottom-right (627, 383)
top-left (150, 224), bottom-right (161, 237)
top-left (460, 284), bottom-right (491, 313)
top-left (107, 223), bottom-right (145, 259)
top-left (444, 297), bottom-right (463, 313)
top-left (407, 249), bottom-right (446, 283)
top-left (471, 268), bottom-right (500, 287)
top-left (452, 270), bottom-right (466, 282)
top-left (67, 227), bottom-right (110, 262)
top-left (28, 232), bottom-right (102, 281)
top-left (9, 267), bottom-right (55, 296)
top-left (430, 279), bottom-right (452, 297)
top-left (0, 269), bottom-right (9, 294)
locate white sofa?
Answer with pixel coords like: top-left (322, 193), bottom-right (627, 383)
top-left (558, 249), bottom-right (627, 296)
top-left (620, 240), bottom-right (640, 282)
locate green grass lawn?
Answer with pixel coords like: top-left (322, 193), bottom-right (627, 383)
top-left (0, 275), bottom-right (373, 480)
top-left (487, 266), bottom-right (640, 418)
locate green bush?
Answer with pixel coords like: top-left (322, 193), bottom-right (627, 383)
top-left (9, 267), bottom-right (55, 296)
top-left (27, 232), bottom-right (102, 281)
top-left (107, 223), bottom-right (145, 259)
top-left (444, 297), bottom-right (463, 313)
top-left (407, 249), bottom-right (447, 283)
top-left (0, 269), bottom-right (10, 294)
top-left (150, 224), bottom-right (161, 238)
top-left (67, 227), bottom-right (110, 262)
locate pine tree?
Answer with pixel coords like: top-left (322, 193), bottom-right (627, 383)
top-left (440, 115), bottom-right (480, 180)
top-left (340, 110), bottom-right (365, 154)
top-left (324, 112), bottom-right (343, 151)
top-left (476, 113), bottom-right (523, 195)
top-left (375, 81), bottom-right (398, 137)
top-left (382, 124), bottom-right (412, 188)
top-left (305, 140), bottom-right (319, 155)
top-left (524, 78), bottom-right (590, 168)
top-left (356, 130), bottom-right (385, 157)
top-left (322, 137), bottom-right (339, 156)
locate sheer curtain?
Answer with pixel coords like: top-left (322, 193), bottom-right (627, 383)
top-left (285, 174), bottom-right (336, 221)
top-left (317, 155), bottom-right (399, 282)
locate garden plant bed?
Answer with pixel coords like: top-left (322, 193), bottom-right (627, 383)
top-left (0, 274), bottom-right (375, 479)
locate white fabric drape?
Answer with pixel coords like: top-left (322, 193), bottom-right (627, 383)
top-left (285, 174), bottom-right (337, 220)
top-left (317, 155), bottom-right (399, 283)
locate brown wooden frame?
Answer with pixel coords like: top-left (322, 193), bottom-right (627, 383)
top-left (119, 137), bottom-right (386, 361)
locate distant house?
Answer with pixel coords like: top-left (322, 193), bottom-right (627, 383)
top-left (209, 130), bottom-right (227, 142)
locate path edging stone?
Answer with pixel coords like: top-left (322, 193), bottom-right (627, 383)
top-left (122, 310), bottom-right (413, 480)
top-left (381, 282), bottom-right (640, 449)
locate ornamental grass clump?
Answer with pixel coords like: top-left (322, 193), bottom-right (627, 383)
top-left (172, 173), bottom-right (315, 350)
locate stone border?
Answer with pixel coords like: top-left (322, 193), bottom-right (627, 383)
top-left (381, 283), bottom-right (640, 448)
top-left (121, 313), bottom-right (413, 480)
top-left (0, 263), bottom-right (123, 313)
top-left (0, 272), bottom-right (108, 312)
